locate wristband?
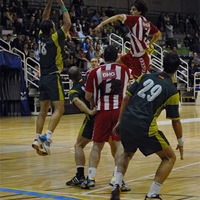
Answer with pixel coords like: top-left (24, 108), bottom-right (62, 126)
top-left (177, 137), bottom-right (184, 146)
top-left (61, 5), bottom-right (67, 12)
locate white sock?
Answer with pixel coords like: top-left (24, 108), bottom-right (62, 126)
top-left (36, 133), bottom-right (40, 139)
top-left (147, 181), bottom-right (161, 197)
top-left (115, 171), bottom-right (123, 187)
top-left (46, 130), bottom-right (53, 140)
top-left (88, 167), bottom-right (96, 180)
top-left (113, 166), bottom-right (118, 177)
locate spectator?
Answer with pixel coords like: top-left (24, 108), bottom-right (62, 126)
top-left (23, 42), bottom-right (29, 57)
top-left (189, 61), bottom-right (198, 87)
top-left (81, 36), bottom-right (91, 53)
top-left (165, 21), bottom-right (176, 48)
top-left (86, 45), bottom-right (96, 61)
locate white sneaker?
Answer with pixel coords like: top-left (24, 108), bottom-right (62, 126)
top-left (39, 134), bottom-right (52, 155)
top-left (109, 176), bottom-right (116, 186)
top-left (32, 139), bottom-right (48, 156)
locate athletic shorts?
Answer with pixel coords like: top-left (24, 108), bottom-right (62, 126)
top-left (39, 73), bottom-right (64, 101)
top-left (79, 115), bottom-right (95, 140)
top-left (93, 109), bottom-right (121, 143)
top-left (120, 52), bottom-right (150, 79)
top-left (121, 130), bottom-right (170, 156)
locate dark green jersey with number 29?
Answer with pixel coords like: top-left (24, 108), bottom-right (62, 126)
top-left (123, 72), bottom-right (180, 136)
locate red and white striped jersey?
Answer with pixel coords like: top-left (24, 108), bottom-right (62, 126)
top-left (122, 15), bottom-right (159, 57)
top-left (85, 63), bottom-right (130, 111)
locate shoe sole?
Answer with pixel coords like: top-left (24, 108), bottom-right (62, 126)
top-left (43, 143), bottom-right (51, 155)
top-left (32, 143), bottom-right (48, 156)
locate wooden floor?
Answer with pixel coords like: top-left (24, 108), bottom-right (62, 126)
top-left (0, 104), bottom-right (200, 200)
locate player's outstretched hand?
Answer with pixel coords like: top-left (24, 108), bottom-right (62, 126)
top-left (176, 145), bottom-right (184, 160)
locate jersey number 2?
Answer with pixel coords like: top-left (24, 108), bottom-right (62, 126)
top-left (137, 79), bottom-right (162, 101)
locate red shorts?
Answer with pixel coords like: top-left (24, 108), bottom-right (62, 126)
top-left (93, 109), bottom-right (121, 143)
top-left (120, 52), bottom-right (150, 79)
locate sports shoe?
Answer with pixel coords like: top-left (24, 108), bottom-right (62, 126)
top-left (39, 134), bottom-right (52, 155)
top-left (80, 177), bottom-right (95, 189)
top-left (121, 180), bottom-right (131, 192)
top-left (32, 139), bottom-right (48, 156)
top-left (110, 184), bottom-right (120, 200)
top-left (66, 176), bottom-right (85, 186)
top-left (145, 194), bottom-right (162, 200)
top-left (109, 177), bottom-right (131, 192)
top-left (109, 176), bottom-right (116, 186)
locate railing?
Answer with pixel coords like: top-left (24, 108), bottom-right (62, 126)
top-left (176, 58), bottom-right (189, 90)
top-left (26, 57), bottom-right (40, 89)
top-left (109, 33), bottom-right (124, 53)
top-left (194, 72), bottom-right (200, 97)
top-left (0, 39), bottom-right (11, 51)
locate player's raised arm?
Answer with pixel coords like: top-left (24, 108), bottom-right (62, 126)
top-left (95, 14), bottom-right (125, 33)
top-left (56, 0), bottom-right (71, 32)
top-left (42, 0), bottom-right (53, 21)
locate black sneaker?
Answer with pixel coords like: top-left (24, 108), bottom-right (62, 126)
top-left (121, 180), bottom-right (131, 192)
top-left (66, 176), bottom-right (85, 186)
top-left (145, 194), bottom-right (162, 200)
top-left (80, 177), bottom-right (95, 189)
top-left (110, 184), bottom-right (120, 200)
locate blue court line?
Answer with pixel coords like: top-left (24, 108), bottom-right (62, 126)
top-left (0, 188), bottom-right (84, 200)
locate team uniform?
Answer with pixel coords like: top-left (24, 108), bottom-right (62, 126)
top-left (68, 76), bottom-right (95, 140)
top-left (85, 63), bottom-right (130, 142)
top-left (119, 72), bottom-right (180, 155)
top-left (120, 15), bottom-right (159, 79)
top-left (38, 27), bottom-right (67, 101)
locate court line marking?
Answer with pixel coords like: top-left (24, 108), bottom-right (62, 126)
top-left (0, 188), bottom-right (88, 200)
top-left (80, 161), bottom-right (200, 195)
top-left (1, 117), bottom-right (200, 131)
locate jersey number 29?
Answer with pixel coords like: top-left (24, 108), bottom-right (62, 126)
top-left (137, 79), bottom-right (162, 101)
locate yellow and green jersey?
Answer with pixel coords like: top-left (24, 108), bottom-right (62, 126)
top-left (38, 27), bottom-right (67, 76)
top-left (123, 72), bottom-right (180, 136)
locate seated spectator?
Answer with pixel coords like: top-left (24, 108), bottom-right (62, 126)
top-left (189, 61), bottom-right (199, 87)
top-left (23, 42), bottom-right (29, 57)
top-left (11, 34), bottom-right (23, 51)
top-left (189, 52), bottom-right (200, 67)
top-left (95, 43), bottom-right (103, 59)
top-left (87, 57), bottom-right (99, 71)
top-left (70, 26), bottom-right (79, 38)
top-left (77, 27), bottom-right (85, 39)
top-left (184, 34), bottom-right (192, 49)
top-left (86, 45), bottom-right (96, 61)
top-left (81, 19), bottom-right (89, 35)
top-left (81, 36), bottom-right (91, 53)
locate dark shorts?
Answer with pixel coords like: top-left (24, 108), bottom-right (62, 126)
top-left (93, 109), bottom-right (121, 142)
top-left (120, 129), bottom-right (170, 156)
top-left (79, 115), bottom-right (95, 140)
top-left (39, 73), bottom-right (64, 101)
top-left (120, 52), bottom-right (150, 79)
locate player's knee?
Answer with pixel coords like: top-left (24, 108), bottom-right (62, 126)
top-left (75, 142), bottom-right (85, 149)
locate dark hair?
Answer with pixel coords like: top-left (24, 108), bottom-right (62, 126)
top-left (40, 20), bottom-right (53, 35)
top-left (133, 0), bottom-right (148, 16)
top-left (68, 66), bottom-right (81, 81)
top-left (103, 45), bottom-right (118, 62)
top-left (163, 52), bottom-right (181, 74)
